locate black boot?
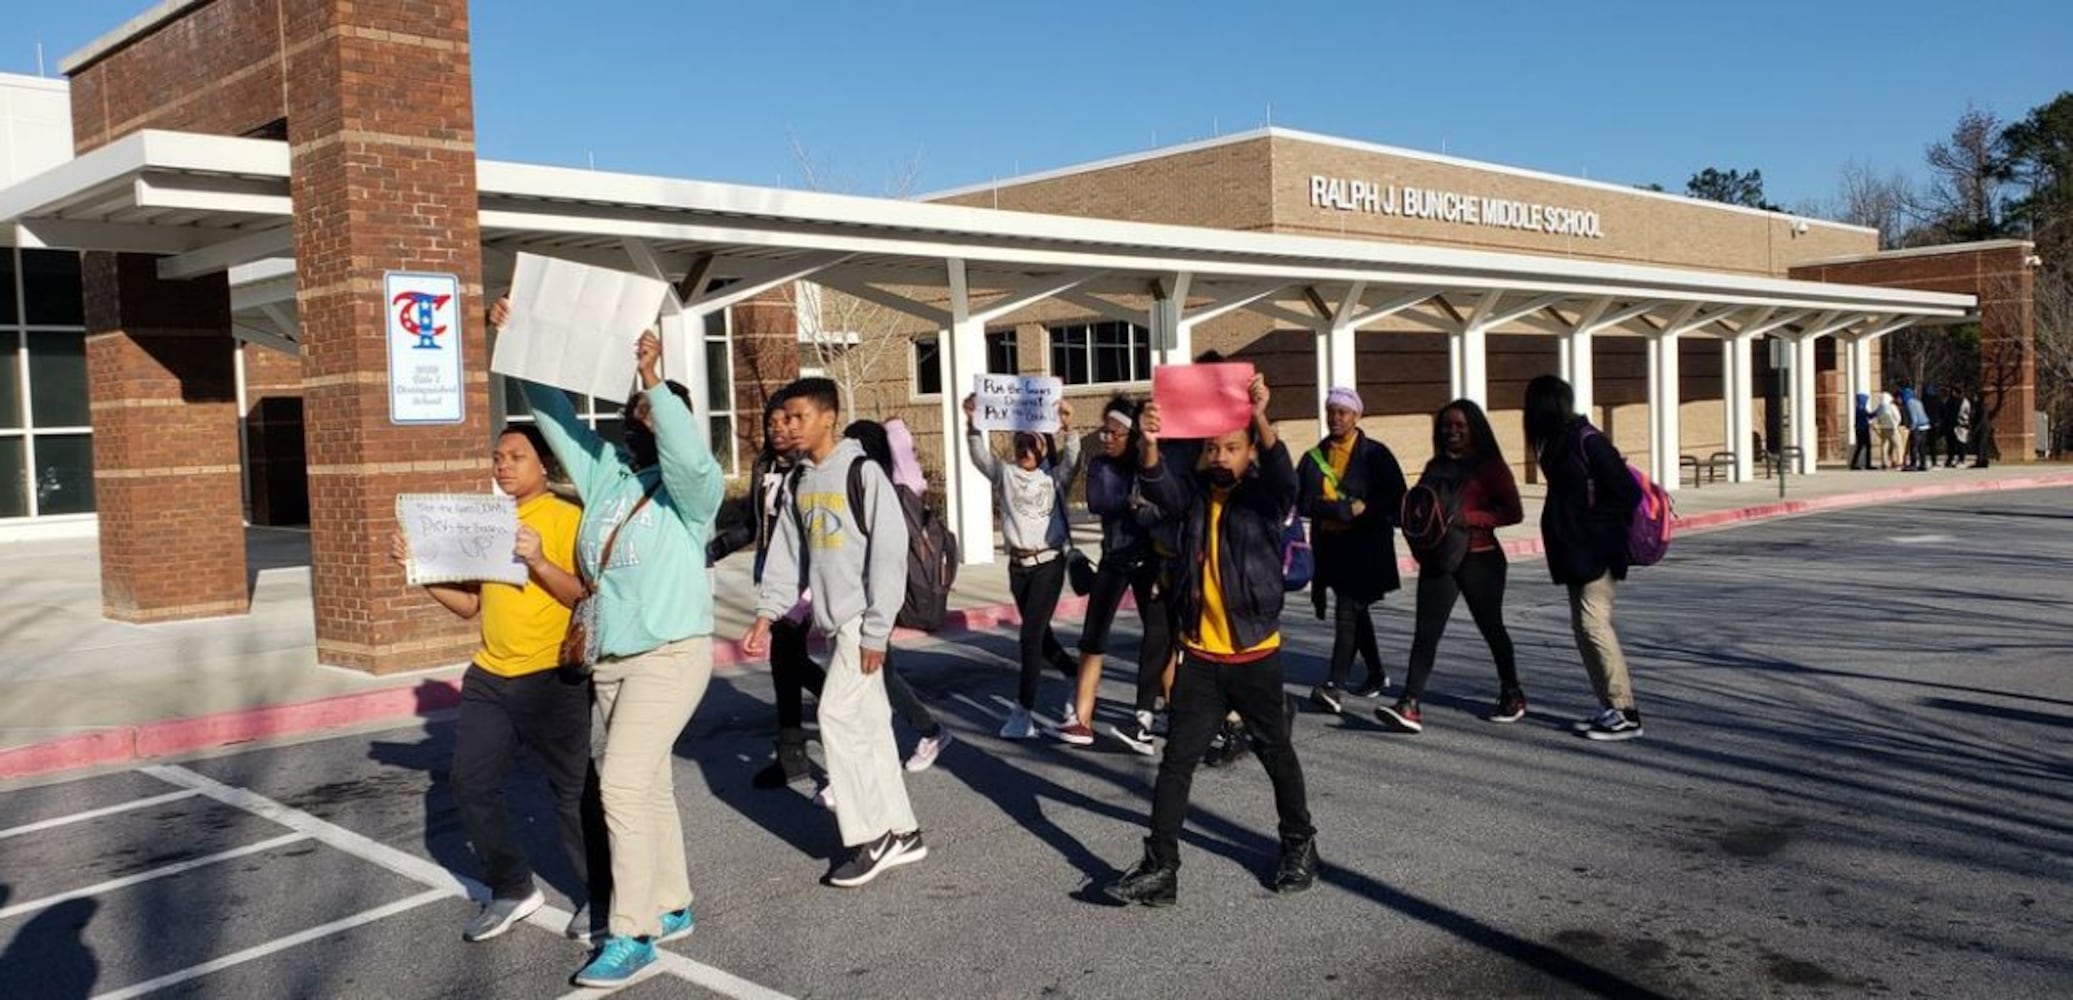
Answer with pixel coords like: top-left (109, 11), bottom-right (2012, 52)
top-left (751, 728), bottom-right (814, 789)
top-left (1104, 842), bottom-right (1178, 908)
top-left (1273, 836), bottom-right (1319, 895)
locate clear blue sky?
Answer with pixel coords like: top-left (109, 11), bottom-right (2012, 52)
top-left (5, 1), bottom-right (2068, 211)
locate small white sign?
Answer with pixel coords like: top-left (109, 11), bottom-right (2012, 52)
top-left (396, 493), bottom-right (529, 586)
top-left (972, 374), bottom-right (1063, 432)
top-left (490, 253), bottom-right (673, 403)
top-left (385, 271), bottom-right (467, 424)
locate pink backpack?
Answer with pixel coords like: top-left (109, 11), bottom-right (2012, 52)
top-left (1578, 427), bottom-right (1673, 567)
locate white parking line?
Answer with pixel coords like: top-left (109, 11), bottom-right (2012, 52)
top-left (89, 888), bottom-right (450, 1000)
top-left (140, 764), bottom-right (798, 1000)
top-left (0, 788), bottom-right (202, 840)
top-left (0, 832), bottom-right (309, 920)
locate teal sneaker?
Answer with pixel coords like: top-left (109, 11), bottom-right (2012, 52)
top-left (656, 906), bottom-right (695, 944)
top-left (572, 935), bottom-right (656, 988)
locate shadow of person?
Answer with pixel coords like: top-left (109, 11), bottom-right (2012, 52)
top-left (0, 891), bottom-right (100, 1000)
top-left (678, 673), bottom-right (845, 864)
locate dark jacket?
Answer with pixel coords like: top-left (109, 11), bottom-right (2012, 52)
top-left (1139, 439), bottom-right (1298, 654)
top-left (1297, 431), bottom-right (1408, 601)
top-left (1085, 452), bottom-right (1157, 568)
top-left (1537, 418), bottom-right (1640, 585)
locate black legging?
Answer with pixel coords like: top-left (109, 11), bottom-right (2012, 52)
top-left (1008, 556), bottom-right (1075, 708)
top-left (770, 617), bottom-right (938, 737)
top-left (1402, 549), bottom-right (1519, 700)
top-left (1326, 592), bottom-right (1387, 690)
top-left (1079, 558), bottom-right (1173, 714)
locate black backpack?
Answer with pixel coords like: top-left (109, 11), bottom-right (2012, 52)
top-left (792, 458), bottom-right (960, 633)
top-left (1401, 459), bottom-right (1469, 573)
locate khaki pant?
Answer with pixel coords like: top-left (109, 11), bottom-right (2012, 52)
top-left (593, 636), bottom-right (711, 937)
top-left (821, 617), bottom-right (919, 847)
top-left (1566, 575), bottom-right (1635, 712)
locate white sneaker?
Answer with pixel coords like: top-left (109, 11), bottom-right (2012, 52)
top-left (905, 730), bottom-right (952, 772)
top-left (1000, 706), bottom-right (1038, 740)
top-left (1569, 708), bottom-right (1624, 733)
top-left (812, 784), bottom-right (836, 810)
top-left (1060, 701), bottom-right (1081, 729)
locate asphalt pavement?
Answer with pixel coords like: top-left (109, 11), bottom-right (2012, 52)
top-left (3, 489), bottom-right (2070, 999)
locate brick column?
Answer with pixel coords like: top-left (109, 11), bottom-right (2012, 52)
top-left (83, 254), bottom-right (248, 622)
top-left (728, 288), bottom-right (802, 454)
top-left (283, 0), bottom-right (487, 672)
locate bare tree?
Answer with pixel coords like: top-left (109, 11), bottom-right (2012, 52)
top-left (1917, 105), bottom-right (2009, 244)
top-left (784, 136), bottom-right (929, 418)
top-left (1831, 160), bottom-right (1917, 249)
top-left (2033, 265), bottom-right (2073, 456)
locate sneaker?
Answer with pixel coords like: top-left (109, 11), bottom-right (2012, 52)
top-left (563, 902), bottom-right (606, 943)
top-left (1581, 710), bottom-right (1644, 742)
top-left (1274, 837), bottom-right (1319, 895)
top-left (572, 935), bottom-right (656, 987)
top-left (1053, 722), bottom-right (1096, 746)
top-left (752, 737), bottom-right (815, 790)
top-left (905, 729), bottom-right (952, 773)
top-left (1489, 689), bottom-right (1528, 724)
top-left (812, 783), bottom-right (836, 810)
top-left (1351, 674), bottom-right (1389, 699)
top-left (1308, 684), bottom-right (1344, 715)
top-left (1000, 706), bottom-right (1038, 740)
top-left (827, 830), bottom-right (928, 888)
top-left (1148, 711), bottom-right (1170, 737)
top-left (462, 889), bottom-right (543, 942)
top-left (1103, 845), bottom-right (1178, 908)
top-left (1107, 716), bottom-right (1157, 757)
top-left (1060, 700), bottom-right (1082, 729)
top-left (1202, 725), bottom-right (1235, 768)
top-left (655, 906), bottom-right (695, 944)
top-left (1569, 707), bottom-right (1624, 733)
top-left (1376, 698), bottom-right (1423, 734)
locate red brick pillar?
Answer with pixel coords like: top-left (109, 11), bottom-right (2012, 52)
top-left (82, 254), bottom-right (248, 622)
top-left (728, 288), bottom-right (802, 452)
top-left (283, 0), bottom-right (488, 672)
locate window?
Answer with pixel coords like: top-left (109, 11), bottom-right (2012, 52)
top-left (986, 329), bottom-right (1020, 375)
top-left (913, 338), bottom-right (942, 396)
top-left (1, 249), bottom-right (94, 520)
top-left (1048, 320), bottom-right (1151, 386)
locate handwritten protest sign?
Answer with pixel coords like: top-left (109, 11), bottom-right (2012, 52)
top-left (1151, 362), bottom-right (1256, 438)
top-left (972, 374), bottom-right (1064, 432)
top-left (396, 493), bottom-right (528, 587)
top-left (490, 253), bottom-right (672, 402)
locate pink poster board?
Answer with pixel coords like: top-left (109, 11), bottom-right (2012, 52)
top-left (1151, 362), bottom-right (1255, 438)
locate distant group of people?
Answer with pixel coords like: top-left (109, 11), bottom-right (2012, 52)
top-left (1854, 381), bottom-right (1991, 471)
top-left (394, 301), bottom-right (1656, 986)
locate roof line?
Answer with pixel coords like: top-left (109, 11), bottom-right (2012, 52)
top-left (0, 71), bottom-right (69, 93)
top-left (60, 0), bottom-right (212, 75)
top-left (1796, 239), bottom-right (2037, 266)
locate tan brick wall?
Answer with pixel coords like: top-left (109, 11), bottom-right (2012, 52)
top-left (932, 138), bottom-right (1278, 232)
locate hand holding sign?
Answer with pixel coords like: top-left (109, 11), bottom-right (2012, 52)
top-left (971, 374), bottom-right (1064, 432)
top-left (1150, 362), bottom-right (1256, 438)
top-left (396, 493), bottom-right (529, 586)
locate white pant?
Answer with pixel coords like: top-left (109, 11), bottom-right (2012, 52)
top-left (821, 617), bottom-right (919, 846)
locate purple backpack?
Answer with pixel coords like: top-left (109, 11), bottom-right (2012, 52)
top-left (1578, 427), bottom-right (1673, 567)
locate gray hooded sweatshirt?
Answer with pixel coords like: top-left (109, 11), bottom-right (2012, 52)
top-left (754, 438), bottom-right (911, 651)
top-left (967, 431), bottom-right (1080, 553)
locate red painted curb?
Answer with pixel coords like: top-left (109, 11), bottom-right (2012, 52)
top-left (5, 472), bottom-right (2068, 781)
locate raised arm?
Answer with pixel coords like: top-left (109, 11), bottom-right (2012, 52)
top-left (520, 381), bottom-right (615, 502)
top-left (1049, 400), bottom-right (1081, 491)
top-left (1133, 401), bottom-right (1192, 514)
top-left (636, 332), bottom-right (725, 527)
top-left (962, 393), bottom-right (1001, 481)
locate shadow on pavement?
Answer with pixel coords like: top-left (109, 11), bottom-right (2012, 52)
top-left (0, 887), bottom-right (100, 1000)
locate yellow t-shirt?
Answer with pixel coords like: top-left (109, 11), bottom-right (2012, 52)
top-left (475, 493), bottom-right (581, 678)
top-left (1189, 487), bottom-right (1282, 658)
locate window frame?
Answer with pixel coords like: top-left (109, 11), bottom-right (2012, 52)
top-left (1046, 319), bottom-right (1152, 388)
top-left (0, 248), bottom-right (96, 522)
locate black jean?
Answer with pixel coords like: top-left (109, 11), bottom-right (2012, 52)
top-left (1324, 589), bottom-right (1387, 690)
top-left (1849, 437), bottom-right (1872, 470)
top-left (1149, 650), bottom-right (1313, 866)
top-left (1403, 549), bottom-right (1519, 701)
top-left (770, 616), bottom-right (938, 737)
top-left (1079, 558), bottom-right (1174, 713)
top-left (451, 664), bottom-right (610, 905)
top-left (1008, 556), bottom-right (1075, 708)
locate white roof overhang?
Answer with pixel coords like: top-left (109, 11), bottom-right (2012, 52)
top-left (0, 130), bottom-right (1975, 344)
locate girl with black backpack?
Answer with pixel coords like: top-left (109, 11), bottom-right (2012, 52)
top-left (1377, 399), bottom-right (1525, 733)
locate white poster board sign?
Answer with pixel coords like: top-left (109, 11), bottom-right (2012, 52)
top-left (396, 493), bottom-right (529, 587)
top-left (386, 271), bottom-right (466, 424)
top-left (972, 374), bottom-right (1064, 432)
top-left (490, 252), bottom-right (672, 402)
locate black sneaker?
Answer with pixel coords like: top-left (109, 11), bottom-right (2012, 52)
top-left (1489, 689), bottom-right (1528, 724)
top-left (1581, 710), bottom-right (1643, 742)
top-left (1273, 837), bottom-right (1318, 895)
top-left (827, 830), bottom-right (927, 888)
top-left (1350, 674), bottom-right (1389, 699)
top-left (1202, 725), bottom-right (1235, 768)
top-left (751, 739), bottom-right (815, 790)
top-left (1103, 846), bottom-right (1178, 908)
top-left (1308, 684), bottom-right (1344, 715)
top-left (1107, 712), bottom-right (1157, 757)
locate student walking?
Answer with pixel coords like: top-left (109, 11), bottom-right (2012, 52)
top-left (744, 378), bottom-right (925, 889)
top-left (1377, 400), bottom-right (1526, 733)
top-left (392, 425), bottom-right (609, 944)
top-left (1522, 375), bottom-right (1645, 742)
top-left (1902, 386), bottom-right (1932, 471)
top-left (1872, 390), bottom-right (1902, 469)
top-left (1105, 374), bottom-right (1318, 907)
top-left (961, 393), bottom-right (1083, 740)
top-left (1072, 397), bottom-right (1174, 755)
top-left (513, 325), bottom-right (725, 987)
top-left (1298, 386), bottom-right (1406, 714)
top-left (1942, 388), bottom-right (1970, 468)
top-left (1849, 392), bottom-right (1874, 470)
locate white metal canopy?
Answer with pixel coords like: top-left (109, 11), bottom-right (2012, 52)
top-left (0, 129), bottom-right (1977, 562)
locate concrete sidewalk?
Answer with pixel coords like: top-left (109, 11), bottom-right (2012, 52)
top-left (3, 462), bottom-right (2069, 779)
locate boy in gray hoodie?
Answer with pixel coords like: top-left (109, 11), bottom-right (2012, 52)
top-left (743, 378), bottom-right (923, 888)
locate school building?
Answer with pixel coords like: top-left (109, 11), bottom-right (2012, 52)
top-left (0, 0), bottom-right (2034, 674)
